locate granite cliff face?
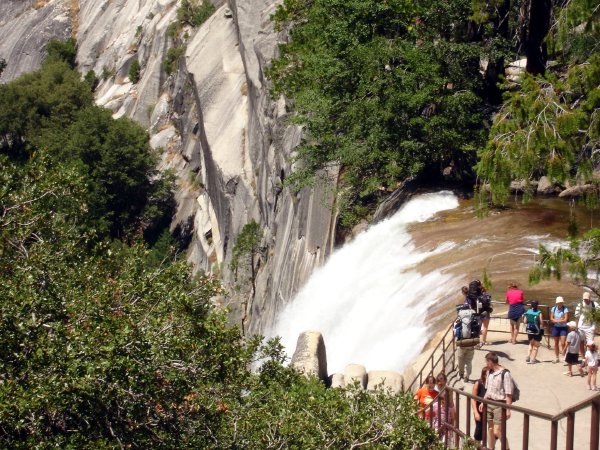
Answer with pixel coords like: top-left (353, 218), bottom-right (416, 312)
top-left (0, 0), bottom-right (338, 335)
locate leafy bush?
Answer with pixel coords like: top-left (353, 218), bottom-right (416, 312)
top-left (128, 58), bottom-right (141, 83)
top-left (177, 0), bottom-right (216, 27)
top-left (163, 47), bottom-right (186, 75)
top-left (0, 51), bottom-right (174, 241)
top-left (45, 38), bottom-right (77, 68)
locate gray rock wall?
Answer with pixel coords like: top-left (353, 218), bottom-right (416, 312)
top-left (0, 0), bottom-right (71, 82)
top-left (0, 0), bottom-right (339, 336)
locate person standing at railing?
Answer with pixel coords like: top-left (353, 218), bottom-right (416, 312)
top-left (550, 296), bottom-right (570, 363)
top-left (414, 375), bottom-right (438, 419)
top-left (432, 390), bottom-right (455, 444)
top-left (480, 352), bottom-right (513, 450)
top-left (471, 367), bottom-right (488, 443)
top-left (506, 282), bottom-right (525, 344)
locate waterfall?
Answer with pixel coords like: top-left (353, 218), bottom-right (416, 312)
top-left (270, 191), bottom-right (461, 375)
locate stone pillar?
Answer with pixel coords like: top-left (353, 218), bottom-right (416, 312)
top-left (290, 331), bottom-right (328, 382)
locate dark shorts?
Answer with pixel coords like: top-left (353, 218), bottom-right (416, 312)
top-left (528, 330), bottom-right (543, 342)
top-left (552, 326), bottom-right (568, 337)
top-left (565, 352), bottom-right (579, 364)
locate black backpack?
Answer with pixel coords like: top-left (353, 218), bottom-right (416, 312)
top-left (466, 280), bottom-right (482, 310)
top-left (479, 293), bottom-right (493, 314)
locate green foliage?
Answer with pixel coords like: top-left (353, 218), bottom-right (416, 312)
top-left (477, 1), bottom-right (600, 207)
top-left (128, 58), bottom-right (141, 83)
top-left (0, 58), bottom-right (6, 77)
top-left (269, 0), bottom-right (497, 228)
top-left (480, 2), bottom-right (600, 310)
top-left (84, 69), bottom-right (98, 91)
top-left (230, 220), bottom-right (262, 286)
top-left (163, 47), bottom-right (186, 75)
top-left (177, 0), bottom-right (216, 27)
top-left (45, 38), bottom-right (77, 68)
top-left (0, 54), bottom-right (174, 241)
top-left (548, 0), bottom-right (600, 63)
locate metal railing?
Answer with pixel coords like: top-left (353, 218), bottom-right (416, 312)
top-left (422, 386), bottom-right (600, 450)
top-left (408, 300), bottom-right (600, 449)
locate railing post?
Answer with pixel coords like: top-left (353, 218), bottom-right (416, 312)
top-left (550, 420), bottom-right (558, 450)
top-left (442, 338), bottom-right (446, 373)
top-left (566, 411), bottom-right (575, 450)
top-left (452, 336), bottom-right (456, 372)
top-left (592, 397), bottom-right (600, 450)
top-left (465, 391), bottom-right (471, 438)
top-left (501, 407), bottom-right (507, 450)
top-left (482, 403), bottom-right (488, 447)
top-left (454, 391), bottom-right (460, 448)
top-left (522, 413), bottom-right (530, 450)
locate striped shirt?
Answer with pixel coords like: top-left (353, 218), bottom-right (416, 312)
top-left (485, 367), bottom-right (513, 401)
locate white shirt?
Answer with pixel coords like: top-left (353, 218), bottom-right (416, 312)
top-left (585, 350), bottom-right (598, 368)
top-left (576, 300), bottom-right (597, 328)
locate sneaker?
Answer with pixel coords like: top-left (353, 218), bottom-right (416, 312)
top-left (532, 359), bottom-right (540, 364)
top-left (525, 356), bottom-right (530, 363)
top-left (553, 358), bottom-right (560, 363)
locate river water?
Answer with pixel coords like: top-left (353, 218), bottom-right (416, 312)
top-left (269, 191), bottom-right (592, 375)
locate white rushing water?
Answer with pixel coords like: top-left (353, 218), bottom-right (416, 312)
top-left (270, 191), bottom-right (461, 375)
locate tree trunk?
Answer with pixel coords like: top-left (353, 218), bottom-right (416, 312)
top-left (519, 0), bottom-right (552, 75)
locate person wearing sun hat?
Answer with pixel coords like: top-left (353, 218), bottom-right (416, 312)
top-left (575, 291), bottom-right (597, 345)
top-left (564, 321), bottom-right (584, 376)
top-left (550, 296), bottom-right (569, 363)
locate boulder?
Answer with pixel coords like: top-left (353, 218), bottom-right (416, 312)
top-left (290, 331), bottom-right (328, 382)
top-left (559, 184), bottom-right (597, 198)
top-left (344, 364), bottom-right (367, 389)
top-left (329, 373), bottom-right (345, 389)
top-left (505, 59), bottom-right (527, 82)
top-left (510, 180), bottom-right (538, 193)
top-left (366, 370), bottom-right (403, 394)
top-left (536, 176), bottom-right (556, 195)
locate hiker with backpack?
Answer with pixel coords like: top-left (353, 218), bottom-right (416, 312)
top-left (575, 291), bottom-right (597, 345)
top-left (465, 280), bottom-right (493, 346)
top-left (454, 292), bottom-right (481, 381)
top-left (550, 296), bottom-right (570, 363)
top-left (505, 282), bottom-right (525, 344)
top-left (479, 286), bottom-right (493, 346)
top-left (480, 352), bottom-right (518, 450)
top-left (522, 300), bottom-right (543, 364)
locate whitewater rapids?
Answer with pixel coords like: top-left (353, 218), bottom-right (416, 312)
top-left (269, 191), bottom-right (460, 374)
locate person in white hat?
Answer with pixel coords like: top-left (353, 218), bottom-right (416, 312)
top-left (550, 296), bottom-right (569, 363)
top-left (564, 321), bottom-right (584, 376)
top-left (575, 292), bottom-right (597, 345)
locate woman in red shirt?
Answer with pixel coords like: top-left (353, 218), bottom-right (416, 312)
top-left (506, 282), bottom-right (525, 344)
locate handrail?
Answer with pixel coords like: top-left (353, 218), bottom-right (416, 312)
top-left (408, 309), bottom-right (600, 450)
top-left (421, 386), bottom-right (600, 450)
top-left (406, 322), bottom-right (456, 392)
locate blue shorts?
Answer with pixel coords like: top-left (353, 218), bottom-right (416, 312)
top-left (552, 326), bottom-right (568, 337)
